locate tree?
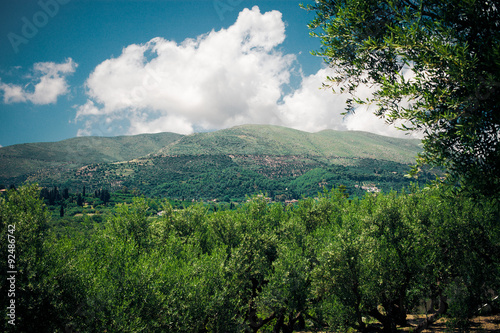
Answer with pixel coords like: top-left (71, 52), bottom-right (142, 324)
top-left (304, 0), bottom-right (500, 196)
top-left (0, 184), bottom-right (81, 332)
top-left (106, 197), bottom-right (151, 251)
top-left (308, 187), bottom-right (500, 332)
top-left (76, 193), bottom-right (83, 207)
top-left (100, 189), bottom-right (111, 204)
top-left (48, 186), bottom-right (60, 205)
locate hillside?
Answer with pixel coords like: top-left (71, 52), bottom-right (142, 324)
top-left (158, 124), bottom-right (422, 164)
top-left (0, 125), bottom-right (432, 199)
top-left (0, 132), bottom-right (183, 181)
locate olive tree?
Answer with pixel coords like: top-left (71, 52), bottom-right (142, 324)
top-left (0, 184), bottom-right (84, 332)
top-left (304, 0), bottom-right (500, 196)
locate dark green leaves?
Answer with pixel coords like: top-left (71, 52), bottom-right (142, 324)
top-left (305, 0), bottom-right (500, 196)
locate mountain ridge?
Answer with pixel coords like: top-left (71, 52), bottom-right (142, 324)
top-left (157, 124), bottom-right (422, 164)
top-left (0, 125), bottom-right (426, 198)
top-left (0, 132), bottom-right (183, 179)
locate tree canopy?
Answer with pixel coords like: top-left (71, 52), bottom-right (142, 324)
top-left (304, 0), bottom-right (500, 196)
top-left (2, 184), bottom-right (499, 332)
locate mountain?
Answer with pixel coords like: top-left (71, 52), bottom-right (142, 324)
top-left (0, 125), bottom-right (430, 200)
top-left (157, 124), bottom-right (421, 164)
top-left (0, 132), bottom-right (183, 181)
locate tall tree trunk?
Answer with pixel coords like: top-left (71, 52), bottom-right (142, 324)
top-left (368, 306), bottom-right (398, 333)
top-left (272, 309), bottom-right (285, 333)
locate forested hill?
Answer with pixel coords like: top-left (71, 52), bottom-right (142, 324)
top-left (157, 124), bottom-right (422, 164)
top-left (0, 125), bottom-right (428, 199)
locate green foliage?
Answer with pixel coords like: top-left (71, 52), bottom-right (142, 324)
top-left (304, 0), bottom-right (500, 196)
top-left (28, 153), bottom-right (434, 204)
top-left (106, 197), bottom-right (152, 251)
top-left (0, 184), bottom-right (84, 332)
top-left (1, 125), bottom-right (426, 200)
top-left (2, 184), bottom-right (498, 332)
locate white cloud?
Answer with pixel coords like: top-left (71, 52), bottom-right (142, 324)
top-left (0, 83), bottom-right (27, 103)
top-left (77, 6), bottom-right (292, 136)
top-left (75, 6), bottom-right (415, 139)
top-left (278, 68), bottom-right (348, 132)
top-left (278, 67), bottom-right (419, 138)
top-left (0, 58), bottom-right (77, 105)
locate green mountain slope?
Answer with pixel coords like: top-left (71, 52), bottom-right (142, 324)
top-left (158, 124), bottom-right (422, 164)
top-left (0, 132), bottom-right (183, 180)
top-left (0, 125), bottom-right (430, 199)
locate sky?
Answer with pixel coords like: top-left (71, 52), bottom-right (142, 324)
top-left (0, 0), bottom-right (414, 147)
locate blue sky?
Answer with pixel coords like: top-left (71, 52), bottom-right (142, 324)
top-left (0, 0), bottom-right (408, 147)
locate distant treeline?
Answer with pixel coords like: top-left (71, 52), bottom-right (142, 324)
top-left (2, 156), bottom-right (438, 203)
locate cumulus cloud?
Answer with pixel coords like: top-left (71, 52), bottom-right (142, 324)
top-left (76, 6), bottom-right (293, 136)
top-left (278, 68), bottom-right (348, 132)
top-left (75, 6), bottom-right (413, 138)
top-left (0, 58), bottom-right (77, 105)
top-left (277, 67), bottom-right (421, 138)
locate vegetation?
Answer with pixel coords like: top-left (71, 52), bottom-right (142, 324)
top-left (157, 125), bottom-right (422, 163)
top-left (13, 154), bottom-right (435, 203)
top-left (0, 125), bottom-right (432, 201)
top-left (0, 132), bottom-right (182, 181)
top-left (1, 2), bottom-right (498, 330)
top-left (303, 0), bottom-right (500, 196)
top-left (1, 184), bottom-right (498, 332)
